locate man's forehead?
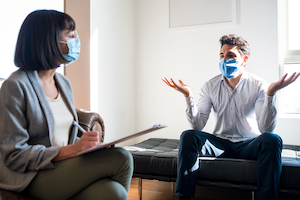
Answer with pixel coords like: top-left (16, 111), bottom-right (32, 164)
top-left (220, 44), bottom-right (239, 54)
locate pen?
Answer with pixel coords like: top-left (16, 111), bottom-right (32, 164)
top-left (73, 120), bottom-right (101, 146)
top-left (73, 120), bottom-right (87, 133)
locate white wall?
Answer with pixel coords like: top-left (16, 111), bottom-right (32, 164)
top-left (134, 0), bottom-right (300, 145)
top-left (89, 0), bottom-right (300, 145)
top-left (90, 0), bottom-right (136, 143)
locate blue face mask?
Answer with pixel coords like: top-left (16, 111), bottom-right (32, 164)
top-left (219, 59), bottom-right (241, 79)
top-left (60, 37), bottom-right (81, 63)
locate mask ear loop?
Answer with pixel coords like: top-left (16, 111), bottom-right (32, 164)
top-left (73, 31), bottom-right (78, 38)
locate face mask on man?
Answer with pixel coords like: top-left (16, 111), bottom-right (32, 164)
top-left (219, 58), bottom-right (242, 79)
top-left (60, 37), bottom-right (81, 63)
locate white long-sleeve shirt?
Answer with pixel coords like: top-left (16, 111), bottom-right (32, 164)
top-left (186, 72), bottom-right (277, 142)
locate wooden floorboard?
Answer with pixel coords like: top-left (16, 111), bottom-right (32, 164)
top-left (128, 178), bottom-right (252, 200)
top-left (128, 178), bottom-right (300, 200)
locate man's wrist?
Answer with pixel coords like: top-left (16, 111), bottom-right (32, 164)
top-left (184, 93), bottom-right (193, 98)
top-left (267, 91), bottom-right (275, 96)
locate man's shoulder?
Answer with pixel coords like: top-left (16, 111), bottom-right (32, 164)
top-left (199, 74), bottom-right (223, 94)
top-left (206, 74), bottom-right (223, 84)
top-left (245, 72), bottom-right (268, 85)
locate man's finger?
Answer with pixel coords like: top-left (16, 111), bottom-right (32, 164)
top-left (290, 72), bottom-right (300, 82)
top-left (170, 78), bottom-right (179, 88)
top-left (284, 72), bottom-right (298, 85)
top-left (162, 78), bottom-right (173, 87)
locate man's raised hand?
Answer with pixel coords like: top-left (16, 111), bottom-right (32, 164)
top-left (267, 72), bottom-right (300, 96)
top-left (162, 77), bottom-right (192, 97)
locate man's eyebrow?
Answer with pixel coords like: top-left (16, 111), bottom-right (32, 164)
top-left (227, 52), bottom-right (236, 56)
top-left (220, 52), bottom-right (224, 55)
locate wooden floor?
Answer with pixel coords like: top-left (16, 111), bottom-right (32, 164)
top-left (128, 178), bottom-right (252, 200)
top-left (128, 178), bottom-right (300, 200)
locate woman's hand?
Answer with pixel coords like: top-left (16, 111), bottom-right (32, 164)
top-left (52, 131), bottom-right (99, 162)
top-left (162, 77), bottom-right (192, 97)
top-left (267, 72), bottom-right (300, 96)
top-left (73, 131), bottom-right (100, 152)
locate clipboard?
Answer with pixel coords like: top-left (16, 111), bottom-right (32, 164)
top-left (77, 124), bottom-right (167, 155)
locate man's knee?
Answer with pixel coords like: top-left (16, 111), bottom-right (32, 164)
top-left (179, 130), bottom-right (208, 152)
top-left (260, 132), bottom-right (283, 150)
top-left (180, 130), bottom-right (199, 142)
top-left (180, 130), bottom-right (198, 145)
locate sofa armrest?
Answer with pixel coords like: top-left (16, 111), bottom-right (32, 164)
top-left (76, 109), bottom-right (105, 142)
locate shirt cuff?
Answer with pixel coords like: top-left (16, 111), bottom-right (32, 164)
top-left (266, 94), bottom-right (276, 107)
top-left (186, 96), bottom-right (195, 107)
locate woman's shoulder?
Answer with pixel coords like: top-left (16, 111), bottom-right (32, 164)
top-left (2, 70), bottom-right (32, 89)
top-left (6, 69), bottom-right (28, 81)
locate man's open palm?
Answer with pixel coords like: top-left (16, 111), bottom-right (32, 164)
top-left (267, 72), bottom-right (300, 96)
top-left (162, 77), bottom-right (192, 97)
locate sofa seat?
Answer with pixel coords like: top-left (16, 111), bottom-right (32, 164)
top-left (198, 156), bottom-right (300, 195)
top-left (125, 138), bottom-right (300, 196)
top-left (125, 138), bottom-right (179, 181)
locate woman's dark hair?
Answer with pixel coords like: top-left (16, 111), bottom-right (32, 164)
top-left (14, 10), bottom-right (76, 70)
top-left (219, 34), bottom-right (250, 57)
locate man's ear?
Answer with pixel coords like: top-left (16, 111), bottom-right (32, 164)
top-left (242, 55), bottom-right (249, 67)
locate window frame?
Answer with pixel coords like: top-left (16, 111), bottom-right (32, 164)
top-left (278, 0), bottom-right (300, 117)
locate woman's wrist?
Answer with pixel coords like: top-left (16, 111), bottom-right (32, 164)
top-left (52, 145), bottom-right (77, 162)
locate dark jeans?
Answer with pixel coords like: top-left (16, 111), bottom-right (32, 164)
top-left (175, 130), bottom-right (282, 200)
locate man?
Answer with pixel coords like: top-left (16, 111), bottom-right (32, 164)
top-left (162, 34), bottom-right (300, 200)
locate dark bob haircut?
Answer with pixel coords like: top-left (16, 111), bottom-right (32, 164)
top-left (14, 10), bottom-right (75, 70)
top-left (219, 34), bottom-right (250, 57)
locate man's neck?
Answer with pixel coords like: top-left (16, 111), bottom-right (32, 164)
top-left (225, 73), bottom-right (243, 90)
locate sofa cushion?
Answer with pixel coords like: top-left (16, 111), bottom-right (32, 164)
top-left (125, 138), bottom-right (178, 178)
top-left (125, 138), bottom-right (300, 192)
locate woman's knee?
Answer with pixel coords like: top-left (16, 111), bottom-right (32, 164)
top-left (114, 147), bottom-right (133, 162)
top-left (112, 148), bottom-right (133, 170)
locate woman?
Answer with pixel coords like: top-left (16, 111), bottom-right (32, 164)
top-left (0, 10), bottom-right (133, 200)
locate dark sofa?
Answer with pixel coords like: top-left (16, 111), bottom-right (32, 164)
top-left (125, 138), bottom-right (300, 200)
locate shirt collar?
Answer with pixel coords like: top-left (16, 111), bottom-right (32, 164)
top-left (220, 71), bottom-right (249, 83)
top-left (220, 71), bottom-right (249, 91)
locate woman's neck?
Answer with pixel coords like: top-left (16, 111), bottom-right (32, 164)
top-left (38, 69), bottom-right (59, 99)
top-left (38, 69), bottom-right (56, 81)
